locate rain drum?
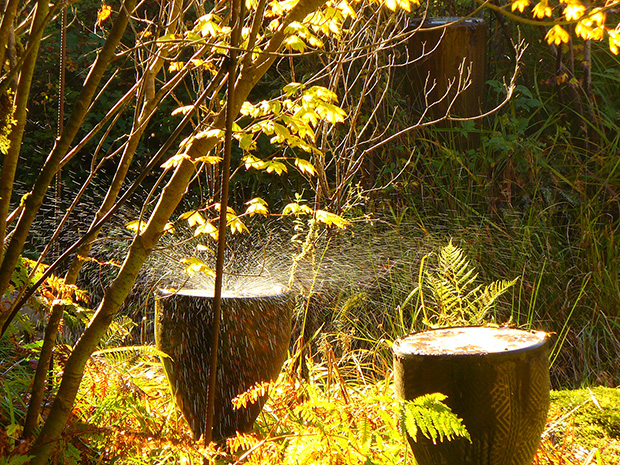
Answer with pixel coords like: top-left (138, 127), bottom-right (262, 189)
top-left (393, 326), bottom-right (551, 465)
top-left (155, 286), bottom-right (293, 440)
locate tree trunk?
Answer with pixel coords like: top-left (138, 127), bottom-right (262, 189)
top-left (0, 0), bottom-right (138, 332)
top-left (28, 1), bottom-right (330, 461)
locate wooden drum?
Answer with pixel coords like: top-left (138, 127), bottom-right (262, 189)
top-left (393, 326), bottom-right (551, 465)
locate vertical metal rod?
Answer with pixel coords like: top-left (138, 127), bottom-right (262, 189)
top-left (204, 0), bottom-right (241, 445)
top-left (54, 5), bottom-right (66, 260)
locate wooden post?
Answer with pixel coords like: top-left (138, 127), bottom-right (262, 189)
top-left (406, 17), bottom-right (487, 147)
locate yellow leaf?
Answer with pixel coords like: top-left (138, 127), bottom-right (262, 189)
top-left (265, 160), bottom-right (288, 175)
top-left (511, 0), bottom-right (530, 13)
top-left (315, 210), bottom-right (351, 229)
top-left (532, 0), bottom-right (552, 18)
top-left (282, 203), bottom-right (313, 216)
top-left (196, 244), bottom-right (214, 253)
top-left (294, 158), bottom-right (316, 176)
top-left (609, 30), bottom-right (620, 55)
top-left (161, 153), bottom-right (190, 169)
top-left (315, 101), bottom-right (347, 123)
top-left (245, 198), bottom-right (269, 216)
top-left (171, 105), bottom-right (194, 116)
top-left (195, 155), bottom-right (223, 164)
top-left (545, 25), bottom-right (570, 46)
top-left (227, 214), bottom-right (247, 234)
top-left (284, 35), bottom-right (306, 52)
top-left (168, 62), bottom-right (184, 73)
top-left (183, 211), bottom-right (205, 227)
top-left (589, 26), bottom-right (605, 41)
top-left (96, 4), bottom-right (112, 26)
top-left (125, 220), bottom-right (145, 233)
top-left (563, 3), bottom-right (586, 21)
top-left (195, 222), bottom-right (218, 240)
top-left (180, 257), bottom-right (216, 277)
top-left (243, 154), bottom-right (267, 170)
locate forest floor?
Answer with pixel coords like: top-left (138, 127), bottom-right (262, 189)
top-left (540, 387), bottom-right (620, 464)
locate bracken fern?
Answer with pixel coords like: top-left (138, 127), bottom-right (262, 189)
top-left (419, 240), bottom-right (518, 327)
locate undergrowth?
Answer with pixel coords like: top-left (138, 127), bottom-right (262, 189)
top-left (0, 336), bottom-right (472, 464)
top-left (2, 334), bottom-right (614, 464)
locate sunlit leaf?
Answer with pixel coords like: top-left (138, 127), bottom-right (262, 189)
top-left (265, 160), bottom-right (288, 175)
top-left (294, 158), bottom-right (316, 176)
top-left (314, 101), bottom-right (347, 124)
top-left (305, 86), bottom-right (339, 103)
top-left (510, 0), bottom-right (530, 13)
top-left (545, 25), bottom-right (570, 45)
top-left (610, 30), bottom-right (620, 55)
top-left (196, 13), bottom-right (223, 37)
top-left (168, 61), bottom-right (185, 73)
top-left (245, 198), bottom-right (269, 216)
top-left (125, 220), bottom-right (145, 233)
top-left (96, 4), bottom-right (112, 26)
top-left (195, 155), bottom-right (223, 164)
top-left (531, 0), bottom-right (551, 18)
top-left (315, 210), bottom-right (351, 229)
top-left (180, 257), bottom-right (216, 277)
top-left (196, 244), bottom-right (213, 253)
top-left (195, 222), bottom-right (218, 240)
top-left (183, 211), bottom-right (205, 227)
top-left (171, 105), bottom-right (194, 116)
top-left (283, 82), bottom-right (304, 97)
top-left (227, 214), bottom-right (248, 234)
top-left (163, 222), bottom-right (175, 234)
top-left (284, 35), bottom-right (306, 52)
top-left (282, 203), bottom-right (313, 216)
top-left (161, 154), bottom-right (190, 169)
top-left (563, 3), bottom-right (586, 21)
top-left (243, 154), bottom-right (267, 170)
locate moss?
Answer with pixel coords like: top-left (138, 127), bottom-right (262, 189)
top-left (549, 387), bottom-right (620, 462)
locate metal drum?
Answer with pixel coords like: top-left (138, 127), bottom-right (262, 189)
top-left (155, 286), bottom-right (293, 440)
top-left (393, 326), bottom-right (551, 465)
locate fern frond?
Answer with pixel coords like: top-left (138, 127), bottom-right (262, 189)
top-left (437, 240), bottom-right (478, 293)
top-left (402, 393), bottom-right (470, 445)
top-left (469, 278), bottom-right (519, 324)
top-left (92, 345), bottom-right (171, 362)
top-left (227, 432), bottom-right (261, 453)
top-left (419, 241), bottom-right (518, 326)
top-left (232, 381), bottom-right (273, 410)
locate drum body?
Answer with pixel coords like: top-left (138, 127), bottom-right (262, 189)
top-left (393, 327), bottom-right (551, 465)
top-left (155, 287), bottom-right (293, 440)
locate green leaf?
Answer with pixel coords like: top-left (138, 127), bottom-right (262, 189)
top-left (156, 32), bottom-right (177, 43)
top-left (402, 393), bottom-right (470, 445)
top-left (283, 82), bottom-right (304, 96)
top-left (238, 133), bottom-right (255, 150)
